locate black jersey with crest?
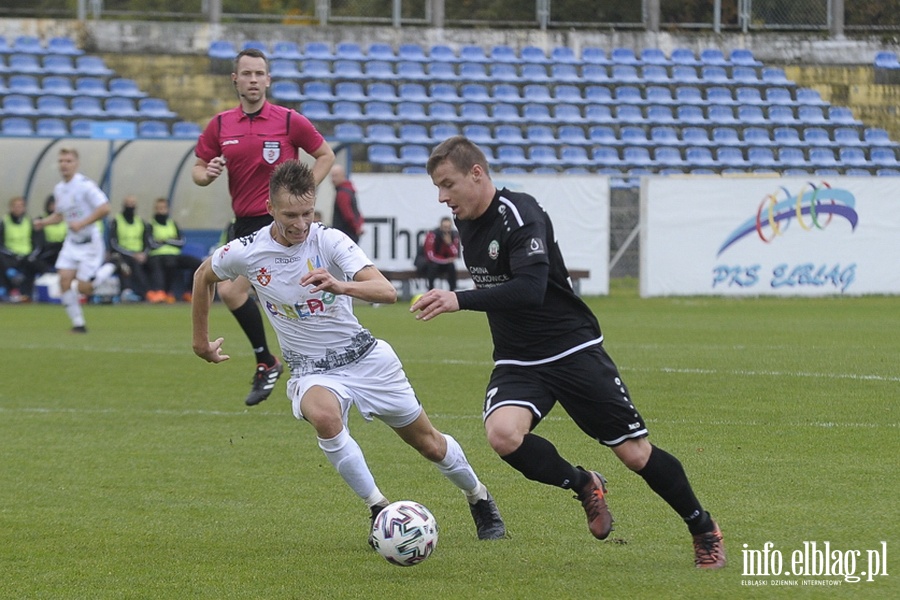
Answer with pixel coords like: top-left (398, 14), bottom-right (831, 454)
top-left (455, 187), bottom-right (603, 362)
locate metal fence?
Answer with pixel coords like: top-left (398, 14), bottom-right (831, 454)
top-left (2, 1), bottom-right (899, 32)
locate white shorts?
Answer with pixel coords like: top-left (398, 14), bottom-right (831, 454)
top-left (55, 237), bottom-right (105, 282)
top-left (287, 340), bottom-right (423, 429)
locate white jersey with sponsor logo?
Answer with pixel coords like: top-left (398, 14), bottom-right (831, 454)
top-left (53, 173), bottom-right (109, 245)
top-left (211, 222), bottom-right (376, 375)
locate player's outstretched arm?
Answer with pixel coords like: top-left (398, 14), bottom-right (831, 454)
top-left (191, 258), bottom-right (230, 363)
top-left (301, 264), bottom-right (397, 304)
top-left (410, 289), bottom-right (460, 321)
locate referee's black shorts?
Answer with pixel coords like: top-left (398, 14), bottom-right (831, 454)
top-left (231, 214), bottom-right (274, 240)
top-left (482, 344), bottom-right (649, 447)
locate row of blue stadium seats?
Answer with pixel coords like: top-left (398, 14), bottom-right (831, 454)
top-left (210, 39), bottom-right (762, 68)
top-left (0, 54), bottom-right (113, 76)
top-left (297, 99), bottom-right (860, 127)
top-left (263, 59), bottom-right (789, 87)
top-left (0, 35), bottom-right (83, 55)
top-left (272, 80), bottom-right (818, 107)
top-left (366, 142), bottom-right (900, 169)
top-left (1, 75), bottom-right (146, 98)
top-left (0, 116), bottom-right (201, 138)
top-left (337, 122), bottom-right (893, 149)
top-left (399, 165), bottom-right (900, 179)
top-left (874, 51), bottom-right (900, 69)
top-left (1, 94), bottom-right (177, 119)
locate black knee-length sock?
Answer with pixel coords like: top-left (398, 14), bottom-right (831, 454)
top-left (231, 297), bottom-right (275, 366)
top-left (500, 433), bottom-right (588, 490)
top-left (637, 445), bottom-right (713, 535)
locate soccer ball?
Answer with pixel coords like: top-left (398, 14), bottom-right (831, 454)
top-left (370, 500), bottom-right (438, 566)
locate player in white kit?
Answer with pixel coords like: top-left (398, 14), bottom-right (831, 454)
top-left (34, 148), bottom-right (116, 333)
top-left (191, 160), bottom-right (506, 545)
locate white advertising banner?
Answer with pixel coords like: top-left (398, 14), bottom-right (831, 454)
top-left (353, 173), bottom-right (610, 295)
top-left (641, 177), bottom-right (900, 297)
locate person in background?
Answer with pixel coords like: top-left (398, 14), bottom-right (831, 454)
top-left (0, 196), bottom-right (42, 302)
top-left (413, 136), bottom-right (726, 569)
top-left (33, 148), bottom-right (116, 333)
top-left (330, 164), bottom-right (364, 243)
top-left (146, 197), bottom-right (202, 303)
top-left (416, 216), bottom-right (460, 291)
top-left (192, 47), bottom-right (335, 406)
top-left (33, 195), bottom-right (67, 272)
top-left (108, 194), bottom-right (151, 303)
top-left (192, 160), bottom-right (506, 548)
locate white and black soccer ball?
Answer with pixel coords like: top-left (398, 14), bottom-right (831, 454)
top-left (370, 500), bottom-right (438, 567)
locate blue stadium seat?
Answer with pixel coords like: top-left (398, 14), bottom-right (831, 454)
top-left (796, 88), bottom-right (826, 105)
top-left (582, 65), bottom-right (611, 84)
top-left (614, 86), bottom-right (642, 104)
top-left (551, 46), bottom-right (578, 64)
top-left (171, 121), bottom-right (202, 138)
top-left (47, 36), bottom-right (83, 56)
top-left (874, 51), bottom-right (900, 69)
top-left (844, 168), bottom-right (872, 176)
top-left (554, 104), bottom-right (584, 124)
top-left (138, 120), bottom-right (170, 138)
top-left (708, 106), bottom-right (738, 125)
top-left (768, 105), bottom-right (797, 126)
top-left (270, 80), bottom-right (303, 102)
top-left (670, 48), bottom-right (700, 66)
top-left (490, 45), bottom-right (517, 63)
top-left (558, 126), bottom-right (588, 146)
top-left (808, 148), bottom-right (839, 168)
top-left (833, 127), bottom-right (863, 146)
top-left (838, 147), bottom-right (868, 168)
top-left (732, 67), bottom-right (760, 85)
top-left (676, 105), bottom-right (705, 125)
top-left (241, 40), bottom-right (267, 54)
top-left (270, 41), bottom-right (304, 60)
top-left (870, 147), bottom-right (899, 167)
top-left (303, 42), bottom-right (332, 60)
top-left (736, 86), bottom-right (764, 105)
top-left (685, 146), bottom-right (716, 168)
top-left (584, 104), bottom-right (614, 123)
top-left (109, 78), bottom-right (147, 98)
top-left (623, 147), bottom-right (652, 169)
top-left (42, 55), bottom-right (76, 75)
top-left (2, 94), bottom-right (36, 115)
top-left (462, 124), bottom-right (492, 145)
top-left (428, 102), bottom-right (458, 121)
top-left (876, 168), bottom-right (900, 176)
top-left (737, 105), bottom-right (767, 126)
top-left (682, 127), bottom-right (711, 146)
top-left (365, 124), bottom-right (399, 144)
top-left (765, 86), bottom-right (795, 105)
top-left (520, 46), bottom-right (549, 64)
top-left (495, 125), bottom-right (525, 145)
top-left (367, 82), bottom-right (399, 102)
top-left (520, 64), bottom-right (550, 84)
top-left (398, 144), bottom-right (430, 166)
top-left (139, 98), bottom-right (176, 119)
top-left (397, 43), bottom-right (427, 63)
top-left (828, 106), bottom-right (861, 126)
top-left (777, 147), bottom-right (808, 168)
top-left (429, 83), bottom-right (460, 103)
top-left (270, 59), bottom-right (302, 78)
top-left (36, 117), bottom-right (68, 136)
top-left (495, 145), bottom-right (528, 167)
top-left (640, 48), bottom-right (669, 65)
top-left (528, 145), bottom-right (558, 164)
top-left (430, 124), bottom-right (460, 141)
top-left (671, 66), bottom-right (701, 85)
top-left (585, 86), bottom-right (613, 104)
top-left (459, 62), bottom-right (490, 82)
top-left (9, 54), bottom-right (43, 74)
top-left (716, 147), bottom-right (748, 168)
top-left (712, 127), bottom-right (740, 145)
top-left (71, 96), bottom-right (104, 117)
top-left (208, 40), bottom-right (237, 60)
top-left (706, 86), bottom-right (735, 105)
top-left (493, 83), bottom-right (523, 104)
top-left (560, 146), bottom-right (591, 167)
top-left (334, 82), bottom-right (365, 101)
top-left (487, 63), bottom-right (517, 83)
top-left (333, 122), bottom-right (364, 142)
top-left (300, 60), bottom-right (331, 79)
top-left (366, 101), bottom-right (399, 121)
top-left (105, 97), bottom-right (139, 118)
top-left (523, 84), bottom-right (552, 104)
top-left (36, 95), bottom-right (70, 117)
top-left (798, 106), bottom-right (828, 125)
top-left (616, 105), bottom-right (645, 125)
top-left (773, 127), bottom-right (803, 146)
top-left (428, 45), bottom-right (456, 63)
top-left (328, 101), bottom-right (362, 121)
top-left (70, 118), bottom-right (94, 137)
top-left (459, 45), bottom-right (489, 63)
top-left (551, 63), bottom-right (580, 83)
top-left (75, 55), bottom-right (113, 76)
top-left (8, 75), bottom-right (40, 94)
top-left (364, 60), bottom-right (394, 80)
top-left (402, 166), bottom-right (428, 174)
top-left (641, 65), bottom-right (669, 84)
top-left (398, 124), bottom-right (430, 144)
top-left (611, 47), bottom-right (639, 65)
top-left (553, 84), bottom-right (584, 105)
top-left (398, 83), bottom-right (428, 102)
top-left (367, 144), bottom-right (400, 166)
top-left (647, 105), bottom-right (675, 125)
top-left (366, 43), bottom-right (396, 62)
top-left (699, 48), bottom-right (729, 66)
top-left (1, 117), bottom-right (34, 135)
top-left (397, 61), bottom-right (428, 81)
top-left (864, 127), bottom-right (894, 146)
top-left (74, 76), bottom-right (108, 97)
top-left (654, 147), bottom-right (686, 167)
top-left (581, 47), bottom-right (609, 65)
top-left (701, 66), bottom-right (729, 84)
top-left (803, 127), bottom-right (832, 146)
top-left (675, 86), bottom-right (702, 104)
top-left (42, 76), bottom-right (75, 97)
top-left (300, 81), bottom-right (332, 102)
top-left (588, 126), bottom-right (617, 145)
top-left (591, 146), bottom-right (622, 167)
top-left (334, 60), bottom-right (364, 80)
top-left (620, 126), bottom-right (649, 146)
top-left (730, 48), bottom-right (762, 67)
top-left (650, 126), bottom-right (679, 146)
top-left (460, 102), bottom-right (490, 123)
top-left (461, 83), bottom-right (490, 103)
top-left (743, 127), bottom-right (773, 146)
top-left (646, 86), bottom-right (675, 105)
top-left (611, 65), bottom-right (640, 83)
top-left (13, 35), bottom-right (46, 54)
top-left (492, 103), bottom-right (522, 123)
top-left (525, 125), bottom-right (554, 145)
top-left (335, 42), bottom-right (365, 61)
top-left (747, 147), bottom-right (777, 168)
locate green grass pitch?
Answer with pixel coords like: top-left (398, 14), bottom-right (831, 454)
top-left (1, 280), bottom-right (897, 599)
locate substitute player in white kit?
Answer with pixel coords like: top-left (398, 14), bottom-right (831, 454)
top-left (191, 160), bottom-right (505, 545)
top-left (34, 148), bottom-right (116, 333)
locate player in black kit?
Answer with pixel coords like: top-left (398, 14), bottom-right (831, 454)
top-left (411, 136), bottom-right (725, 569)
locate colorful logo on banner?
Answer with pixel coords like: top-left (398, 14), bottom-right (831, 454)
top-left (717, 182), bottom-right (859, 257)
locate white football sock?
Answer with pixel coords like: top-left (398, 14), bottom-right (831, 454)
top-left (93, 262), bottom-right (116, 287)
top-left (62, 288), bottom-right (84, 327)
top-left (433, 434), bottom-right (485, 502)
top-left (318, 427), bottom-right (381, 502)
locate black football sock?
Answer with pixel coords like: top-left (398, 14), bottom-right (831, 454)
top-left (636, 445), bottom-right (713, 535)
top-left (231, 297), bottom-right (275, 367)
top-left (500, 433), bottom-right (588, 490)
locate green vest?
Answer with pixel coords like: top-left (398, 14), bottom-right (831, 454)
top-left (150, 218), bottom-right (181, 256)
top-left (42, 216), bottom-right (67, 243)
top-left (114, 214), bottom-right (145, 252)
top-left (3, 214), bottom-right (32, 256)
